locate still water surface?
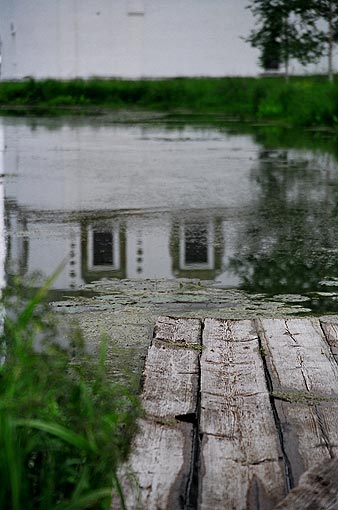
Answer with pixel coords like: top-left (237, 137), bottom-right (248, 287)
top-left (2, 116), bottom-right (338, 311)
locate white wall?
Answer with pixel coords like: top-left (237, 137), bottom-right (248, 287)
top-left (0, 0), bottom-right (262, 79)
top-left (2, 0), bottom-right (337, 80)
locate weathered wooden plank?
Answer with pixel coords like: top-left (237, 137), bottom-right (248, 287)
top-left (114, 316), bottom-right (201, 510)
top-left (142, 316), bottom-right (202, 419)
top-left (258, 318), bottom-right (338, 395)
top-left (116, 419), bottom-right (194, 510)
top-left (273, 457), bottom-right (338, 510)
top-left (258, 318), bottom-right (338, 485)
top-left (320, 318), bottom-right (338, 364)
top-left (199, 319), bottom-right (286, 510)
top-left (153, 315), bottom-right (202, 346)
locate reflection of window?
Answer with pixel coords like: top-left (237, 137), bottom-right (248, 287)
top-left (87, 227), bottom-right (120, 271)
top-left (185, 224), bottom-right (208, 264)
top-left (179, 221), bottom-right (214, 270)
top-left (93, 232), bottom-right (113, 265)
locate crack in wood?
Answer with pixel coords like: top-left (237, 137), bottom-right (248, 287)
top-left (255, 319), bottom-right (295, 492)
top-left (300, 369), bottom-right (311, 393)
top-left (284, 320), bottom-right (299, 344)
top-left (183, 319), bottom-right (204, 510)
top-left (256, 320), bottom-right (282, 389)
top-left (319, 320), bottom-right (338, 365)
top-left (175, 413), bottom-right (198, 424)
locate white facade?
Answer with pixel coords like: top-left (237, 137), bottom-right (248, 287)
top-left (1, 0), bottom-right (337, 81)
top-left (1, 0), bottom-right (336, 80)
top-left (1, 0), bottom-right (261, 79)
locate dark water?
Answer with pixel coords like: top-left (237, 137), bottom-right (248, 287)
top-left (2, 115), bottom-right (338, 312)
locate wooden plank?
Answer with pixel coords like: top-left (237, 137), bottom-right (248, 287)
top-left (258, 318), bottom-right (338, 485)
top-left (142, 316), bottom-right (202, 419)
top-left (199, 319), bottom-right (286, 510)
top-left (273, 457), bottom-right (338, 510)
top-left (114, 316), bottom-right (202, 510)
top-left (116, 419), bottom-right (194, 510)
top-left (320, 318), bottom-right (338, 364)
top-left (258, 319), bottom-right (338, 395)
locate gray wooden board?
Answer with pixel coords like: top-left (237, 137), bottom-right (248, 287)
top-left (199, 319), bottom-right (286, 510)
top-left (114, 317), bottom-right (338, 510)
top-left (320, 319), bottom-right (338, 363)
top-left (113, 316), bottom-right (201, 510)
top-left (115, 419), bottom-right (194, 510)
top-left (258, 318), bottom-right (338, 485)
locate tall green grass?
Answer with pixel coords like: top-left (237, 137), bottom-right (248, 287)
top-left (0, 76), bottom-right (337, 127)
top-left (0, 273), bottom-right (139, 510)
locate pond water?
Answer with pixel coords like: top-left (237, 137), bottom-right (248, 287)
top-left (2, 115), bottom-right (338, 314)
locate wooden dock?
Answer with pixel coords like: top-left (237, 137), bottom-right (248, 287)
top-left (114, 317), bottom-right (338, 510)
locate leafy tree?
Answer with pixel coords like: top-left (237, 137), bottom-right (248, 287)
top-left (311, 0), bottom-right (338, 81)
top-left (246, 0), bottom-right (324, 78)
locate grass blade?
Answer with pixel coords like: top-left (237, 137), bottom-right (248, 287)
top-left (112, 471), bottom-right (126, 510)
top-left (1, 416), bottom-right (21, 510)
top-left (15, 419), bottom-right (97, 453)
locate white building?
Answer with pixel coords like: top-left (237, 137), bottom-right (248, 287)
top-left (1, 0), bottom-right (335, 81)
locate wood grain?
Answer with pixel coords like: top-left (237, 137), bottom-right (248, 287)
top-left (199, 319), bottom-right (286, 510)
top-left (114, 317), bottom-right (338, 509)
top-left (116, 419), bottom-right (194, 510)
top-left (258, 318), bottom-right (338, 485)
top-left (114, 316), bottom-right (202, 510)
top-left (320, 319), bottom-right (338, 364)
top-left (258, 319), bottom-right (338, 395)
top-left (142, 316), bottom-right (201, 419)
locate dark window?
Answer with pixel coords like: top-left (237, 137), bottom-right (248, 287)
top-left (93, 232), bottom-right (113, 265)
top-left (185, 223), bottom-right (208, 265)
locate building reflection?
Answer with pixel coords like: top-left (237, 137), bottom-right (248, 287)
top-left (4, 118), bottom-right (338, 296)
top-left (4, 201), bottom-right (233, 290)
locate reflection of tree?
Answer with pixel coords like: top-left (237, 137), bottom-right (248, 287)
top-left (229, 148), bottom-right (338, 294)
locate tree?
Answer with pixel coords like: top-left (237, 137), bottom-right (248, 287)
top-left (246, 0), bottom-right (324, 79)
top-left (311, 0), bottom-right (338, 81)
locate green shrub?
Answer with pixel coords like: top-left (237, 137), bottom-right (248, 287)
top-left (1, 76), bottom-right (338, 127)
top-left (0, 273), bottom-right (139, 510)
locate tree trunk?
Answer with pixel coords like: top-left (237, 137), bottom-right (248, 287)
top-left (284, 53), bottom-right (289, 82)
top-left (328, 0), bottom-right (334, 82)
top-left (283, 14), bottom-right (289, 82)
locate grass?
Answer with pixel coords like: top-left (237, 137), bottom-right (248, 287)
top-left (0, 271), bottom-right (139, 510)
top-left (0, 75), bottom-right (338, 128)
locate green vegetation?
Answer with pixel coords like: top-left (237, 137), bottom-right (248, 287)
top-left (0, 76), bottom-right (338, 128)
top-left (0, 274), bottom-right (139, 510)
top-left (247, 1), bottom-right (338, 81)
top-left (247, 0), bottom-right (323, 77)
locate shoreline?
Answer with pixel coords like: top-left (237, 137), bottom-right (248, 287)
top-left (0, 76), bottom-right (337, 129)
